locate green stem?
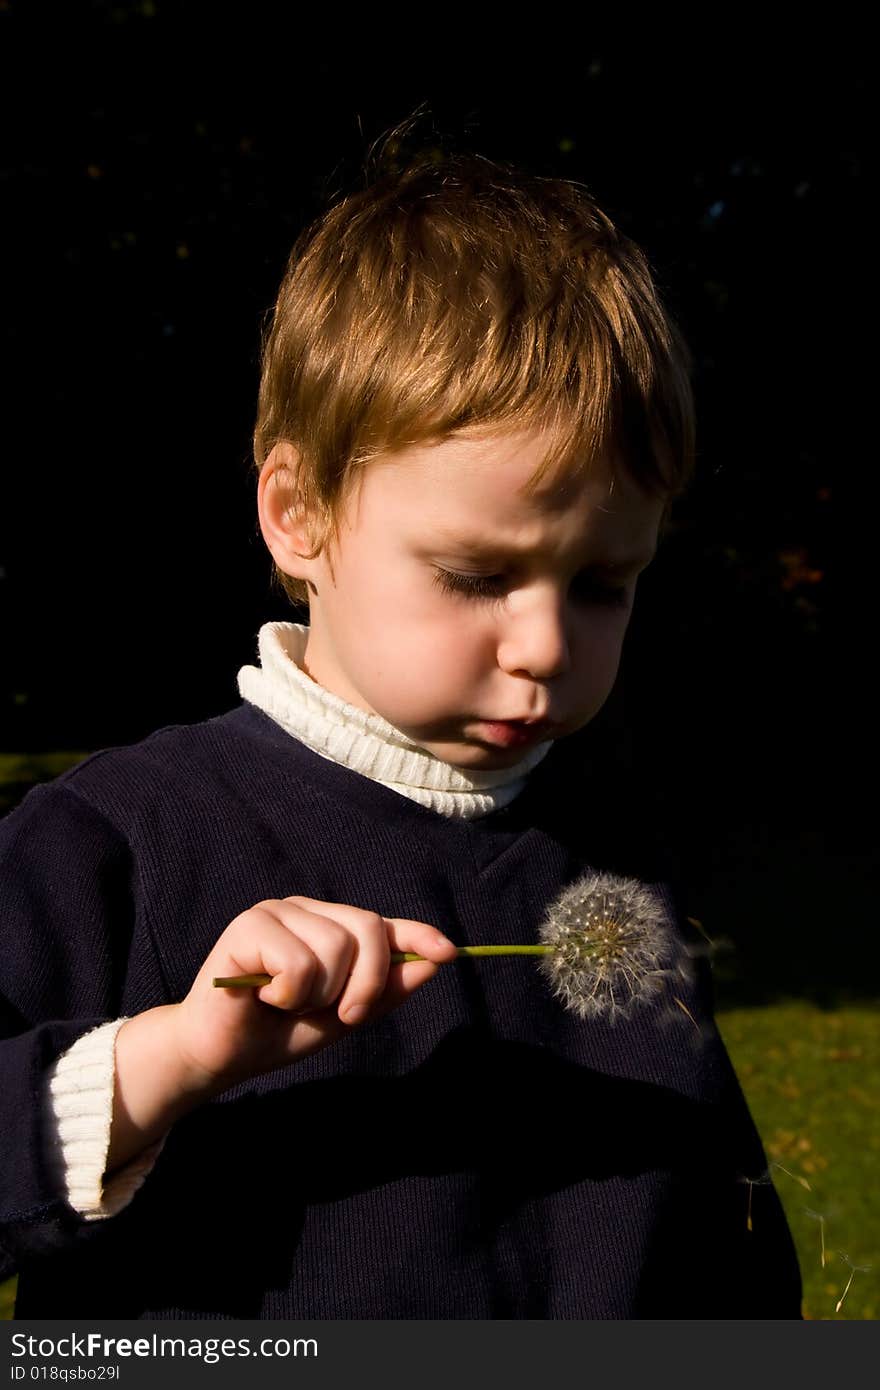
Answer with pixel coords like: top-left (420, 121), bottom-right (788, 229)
top-left (212, 944), bottom-right (552, 987)
top-left (390, 944), bottom-right (551, 963)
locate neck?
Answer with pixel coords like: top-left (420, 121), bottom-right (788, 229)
top-left (236, 621), bottom-right (553, 819)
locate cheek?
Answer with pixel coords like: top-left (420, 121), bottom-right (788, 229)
top-left (572, 618), bottom-right (630, 688)
top-left (400, 612), bottom-right (493, 679)
top-left (384, 603), bottom-right (495, 704)
top-left (383, 576), bottom-right (494, 648)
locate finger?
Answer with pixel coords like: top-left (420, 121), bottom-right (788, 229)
top-left (365, 959), bottom-right (449, 1020)
top-left (278, 900), bottom-right (405, 1022)
top-left (332, 918), bottom-right (393, 1025)
top-left (269, 899), bottom-right (458, 1028)
top-left (209, 907), bottom-right (322, 1011)
top-left (284, 903), bottom-right (458, 1025)
top-left (284, 898), bottom-right (457, 961)
top-left (288, 955), bottom-right (446, 1043)
top-left (267, 901), bottom-right (367, 1007)
top-left (382, 916), bottom-right (459, 963)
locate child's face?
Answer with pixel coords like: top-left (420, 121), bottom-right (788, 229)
top-left (261, 428), bottom-right (664, 770)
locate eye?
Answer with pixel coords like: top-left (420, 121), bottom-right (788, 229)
top-left (432, 567), bottom-right (631, 609)
top-left (432, 568), bottom-right (507, 601)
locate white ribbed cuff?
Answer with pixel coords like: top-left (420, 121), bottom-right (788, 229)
top-left (44, 1018), bottom-right (167, 1222)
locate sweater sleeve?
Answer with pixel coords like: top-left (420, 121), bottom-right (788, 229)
top-left (44, 1019), bottom-right (167, 1220)
top-left (0, 778), bottom-right (162, 1277)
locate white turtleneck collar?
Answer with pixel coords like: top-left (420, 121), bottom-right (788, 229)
top-left (237, 622), bottom-right (553, 820)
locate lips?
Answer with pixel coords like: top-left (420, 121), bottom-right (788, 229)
top-left (477, 719), bottom-right (558, 749)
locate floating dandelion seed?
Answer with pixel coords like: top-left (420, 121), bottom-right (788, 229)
top-left (770, 1161), bottom-right (811, 1192)
top-left (214, 870), bottom-right (687, 1024)
top-left (672, 995), bottom-right (701, 1033)
top-left (804, 1208), bottom-right (826, 1268)
top-left (736, 1168), bottom-right (774, 1232)
top-left (687, 915), bottom-right (714, 947)
top-left (736, 1164), bottom-right (813, 1234)
top-left (834, 1251), bottom-right (872, 1314)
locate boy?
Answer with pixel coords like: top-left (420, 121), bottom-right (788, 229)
top-left (0, 152), bottom-right (802, 1318)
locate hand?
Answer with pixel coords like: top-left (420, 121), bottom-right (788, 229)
top-left (170, 896), bottom-right (458, 1095)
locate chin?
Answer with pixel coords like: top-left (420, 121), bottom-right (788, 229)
top-left (430, 741), bottom-right (533, 771)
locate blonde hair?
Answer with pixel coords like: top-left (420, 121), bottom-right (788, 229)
top-left (254, 150), bottom-right (697, 608)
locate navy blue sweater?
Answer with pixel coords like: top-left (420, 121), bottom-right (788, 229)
top-left (0, 701), bottom-right (802, 1318)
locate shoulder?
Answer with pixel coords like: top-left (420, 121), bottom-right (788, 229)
top-left (4, 704), bottom-right (275, 845)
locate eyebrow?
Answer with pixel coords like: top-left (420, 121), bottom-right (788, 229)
top-left (428, 534), bottom-right (657, 572)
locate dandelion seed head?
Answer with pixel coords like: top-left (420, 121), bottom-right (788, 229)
top-left (536, 871), bottom-right (680, 1023)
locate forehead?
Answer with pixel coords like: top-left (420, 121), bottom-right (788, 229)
top-left (347, 429), bottom-right (663, 560)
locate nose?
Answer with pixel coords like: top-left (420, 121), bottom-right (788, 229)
top-left (495, 584), bottom-right (572, 681)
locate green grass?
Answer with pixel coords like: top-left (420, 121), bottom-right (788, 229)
top-left (716, 1002), bottom-right (879, 1320)
top-left (0, 752), bottom-right (93, 780)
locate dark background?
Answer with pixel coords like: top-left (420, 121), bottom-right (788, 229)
top-left (1, 6), bottom-right (873, 1003)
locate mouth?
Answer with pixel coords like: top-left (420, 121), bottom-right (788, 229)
top-left (476, 719), bottom-right (557, 749)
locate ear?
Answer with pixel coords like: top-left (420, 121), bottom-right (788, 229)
top-left (257, 443), bottom-right (321, 583)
